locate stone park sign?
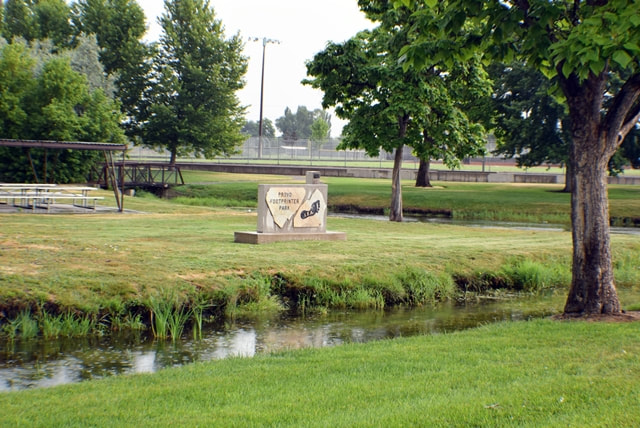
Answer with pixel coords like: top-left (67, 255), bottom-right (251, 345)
top-left (234, 172), bottom-right (346, 244)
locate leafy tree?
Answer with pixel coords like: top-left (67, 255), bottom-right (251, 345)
top-left (310, 116), bottom-right (330, 142)
top-left (306, 4), bottom-right (488, 219)
top-left (0, 41), bottom-right (35, 138)
top-left (489, 61), bottom-right (638, 186)
top-left (242, 118), bottom-right (275, 138)
top-left (140, 0), bottom-right (247, 165)
top-left (276, 106), bottom-right (316, 141)
top-left (399, 0), bottom-right (640, 315)
top-left (306, 28), bottom-right (422, 221)
top-left (0, 1), bottom-right (5, 37)
top-left (3, 0), bottom-right (39, 42)
top-left (34, 0), bottom-right (73, 47)
top-left (71, 0), bottom-right (151, 136)
top-left (621, 126), bottom-right (640, 169)
top-left (66, 34), bottom-right (117, 96)
top-left (0, 39), bottom-right (125, 183)
top-left (2, 0), bottom-right (73, 47)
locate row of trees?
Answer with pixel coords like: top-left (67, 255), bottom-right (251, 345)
top-left (306, 0), bottom-right (640, 316)
top-left (1, 0), bottom-right (247, 176)
top-left (242, 106), bottom-right (332, 143)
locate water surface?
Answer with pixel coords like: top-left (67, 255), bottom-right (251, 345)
top-left (1, 292), bottom-right (565, 391)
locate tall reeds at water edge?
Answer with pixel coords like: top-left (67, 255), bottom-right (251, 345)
top-left (148, 295), bottom-right (191, 341)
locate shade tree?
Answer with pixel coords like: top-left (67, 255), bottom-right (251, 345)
top-left (398, 0), bottom-right (640, 315)
top-left (305, 3), bottom-right (489, 219)
top-left (139, 0), bottom-right (247, 165)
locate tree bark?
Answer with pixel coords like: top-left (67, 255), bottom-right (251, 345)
top-left (390, 144), bottom-right (404, 222)
top-left (564, 135), bottom-right (620, 314)
top-left (561, 160), bottom-right (572, 193)
top-left (169, 149), bottom-right (177, 167)
top-left (560, 72), bottom-right (624, 315)
top-left (415, 158), bottom-right (432, 187)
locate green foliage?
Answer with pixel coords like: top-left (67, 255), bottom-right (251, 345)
top-left (71, 0), bottom-right (151, 136)
top-left (400, 0), bottom-right (640, 314)
top-left (0, 38), bottom-right (125, 183)
top-left (306, 5), bottom-right (490, 216)
top-left (2, 0), bottom-right (73, 47)
top-left (242, 118), bottom-right (276, 138)
top-left (3, 0), bottom-right (40, 42)
top-left (489, 61), bottom-right (570, 169)
top-left (284, 267), bottom-right (455, 311)
top-left (222, 274), bottom-right (282, 319)
top-left (275, 106), bottom-right (331, 141)
top-left (310, 116), bottom-right (331, 142)
top-left (457, 258), bottom-right (571, 294)
top-left (148, 292), bottom-right (192, 341)
top-left (141, 0), bottom-right (247, 164)
top-left (394, 267), bottom-right (455, 304)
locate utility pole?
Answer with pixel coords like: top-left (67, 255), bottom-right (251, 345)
top-left (250, 37), bottom-right (280, 159)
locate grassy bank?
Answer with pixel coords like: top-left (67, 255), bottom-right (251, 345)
top-left (1, 175), bottom-right (639, 338)
top-left (1, 319), bottom-right (639, 426)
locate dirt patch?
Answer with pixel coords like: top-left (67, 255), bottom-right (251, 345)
top-left (552, 311), bottom-right (640, 323)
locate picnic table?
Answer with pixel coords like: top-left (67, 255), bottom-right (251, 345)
top-left (0, 183), bottom-right (104, 211)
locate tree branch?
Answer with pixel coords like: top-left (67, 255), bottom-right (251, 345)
top-left (604, 73), bottom-right (640, 147)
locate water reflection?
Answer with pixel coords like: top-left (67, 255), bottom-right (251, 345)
top-left (1, 293), bottom-right (571, 391)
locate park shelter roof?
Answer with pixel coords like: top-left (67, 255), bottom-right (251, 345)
top-left (0, 139), bottom-right (126, 151)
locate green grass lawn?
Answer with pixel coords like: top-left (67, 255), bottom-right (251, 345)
top-left (176, 171), bottom-right (640, 224)
top-left (1, 319), bottom-right (639, 427)
top-left (1, 174), bottom-right (638, 315)
top-left (1, 174), bottom-right (639, 426)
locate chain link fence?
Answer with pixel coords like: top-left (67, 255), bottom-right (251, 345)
top-left (126, 136), bottom-right (505, 168)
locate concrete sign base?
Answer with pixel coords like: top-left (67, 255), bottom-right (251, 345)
top-left (234, 230), bottom-right (346, 244)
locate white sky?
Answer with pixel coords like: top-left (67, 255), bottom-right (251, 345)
top-left (138, 0), bottom-right (375, 136)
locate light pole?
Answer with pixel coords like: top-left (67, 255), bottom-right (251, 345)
top-left (250, 37), bottom-right (280, 159)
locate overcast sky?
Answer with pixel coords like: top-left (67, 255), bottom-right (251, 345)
top-left (138, 0), bottom-right (375, 136)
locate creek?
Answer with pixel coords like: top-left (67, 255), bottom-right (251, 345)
top-left (0, 291), bottom-right (571, 391)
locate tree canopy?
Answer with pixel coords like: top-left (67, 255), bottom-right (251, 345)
top-left (71, 0), bottom-right (152, 136)
top-left (306, 2), bottom-right (489, 220)
top-left (274, 106), bottom-right (332, 141)
top-left (139, 0), bottom-right (247, 165)
top-left (242, 118), bottom-right (275, 138)
top-left (0, 39), bottom-right (125, 182)
top-left (2, 0), bottom-right (73, 47)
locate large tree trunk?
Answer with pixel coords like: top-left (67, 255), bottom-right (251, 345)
top-left (169, 149), bottom-right (177, 167)
top-left (415, 158), bottom-right (432, 187)
top-left (390, 144), bottom-right (404, 222)
top-left (564, 134), bottom-right (620, 314)
top-left (561, 72), bottom-right (625, 315)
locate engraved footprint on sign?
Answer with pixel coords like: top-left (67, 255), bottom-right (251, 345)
top-left (294, 189), bottom-right (325, 228)
top-left (265, 187), bottom-right (307, 228)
